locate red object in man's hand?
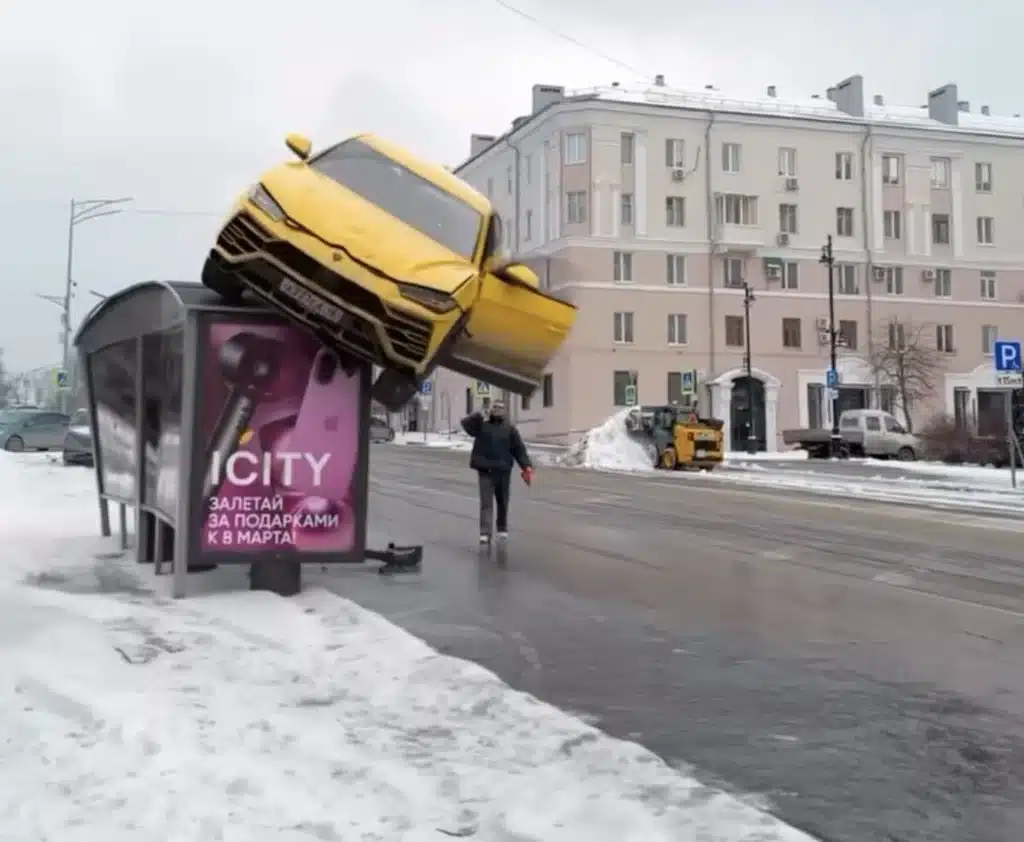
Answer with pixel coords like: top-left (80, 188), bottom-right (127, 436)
top-left (521, 467), bottom-right (534, 486)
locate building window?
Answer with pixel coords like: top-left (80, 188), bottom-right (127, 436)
top-left (882, 154), bottom-right (901, 185)
top-left (613, 311), bottom-right (634, 343)
top-left (884, 266), bottom-right (904, 295)
top-left (883, 210), bottom-right (902, 240)
top-left (613, 251), bottom-right (633, 283)
top-left (931, 157), bottom-right (951, 188)
top-left (620, 193), bottom-right (634, 226)
top-left (613, 370), bottom-right (637, 407)
top-left (982, 325), bottom-right (998, 355)
top-left (486, 177), bottom-right (494, 198)
top-left (506, 165), bottom-right (513, 194)
top-left (932, 214), bottom-right (950, 245)
top-left (723, 257), bottom-right (745, 288)
top-left (667, 313), bottom-right (688, 345)
top-left (542, 373), bottom-right (553, 407)
top-left (934, 268), bottom-right (952, 297)
top-left (977, 216), bottom-right (994, 245)
top-left (779, 203), bottom-right (798, 234)
top-left (980, 270), bottom-right (997, 300)
top-left (667, 372), bottom-right (685, 403)
top-left (936, 324), bottom-right (955, 353)
top-left (715, 194), bottom-right (758, 225)
top-left (782, 317), bottom-right (802, 349)
top-left (836, 207), bottom-right (855, 237)
top-left (665, 138), bottom-right (685, 167)
top-left (524, 154), bottom-right (533, 185)
top-left (667, 254), bottom-right (686, 285)
top-left (781, 261), bottom-right (799, 290)
top-left (566, 190), bottom-right (587, 224)
top-left (665, 196), bottom-right (685, 227)
top-left (835, 152), bottom-right (854, 181)
top-left (521, 391), bottom-right (531, 411)
top-left (524, 210), bottom-right (533, 242)
top-left (504, 219), bottom-right (512, 250)
top-left (888, 321), bottom-right (906, 350)
top-left (564, 132), bottom-right (587, 165)
top-left (976, 162), bottom-right (993, 192)
top-left (725, 315), bottom-right (745, 347)
top-left (722, 142), bottom-right (742, 173)
top-left (778, 147), bottom-right (797, 176)
top-left (839, 319), bottom-right (858, 350)
top-left (621, 132), bottom-right (635, 165)
top-left (836, 264), bottom-right (858, 295)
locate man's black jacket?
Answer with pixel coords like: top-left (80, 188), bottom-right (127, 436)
top-left (461, 413), bottom-right (532, 473)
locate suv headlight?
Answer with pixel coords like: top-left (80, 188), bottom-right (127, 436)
top-left (246, 184), bottom-right (285, 221)
top-left (395, 282), bottom-right (457, 314)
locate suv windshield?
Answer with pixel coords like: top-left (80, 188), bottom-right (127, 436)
top-left (311, 139), bottom-right (482, 261)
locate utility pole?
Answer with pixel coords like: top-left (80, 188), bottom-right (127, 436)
top-left (54, 197), bottom-right (132, 409)
top-left (819, 235), bottom-right (841, 458)
top-left (742, 282), bottom-right (757, 454)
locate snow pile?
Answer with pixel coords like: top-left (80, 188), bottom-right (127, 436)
top-left (726, 449), bottom-right (808, 462)
top-left (0, 451), bottom-right (816, 842)
top-left (393, 430), bottom-right (473, 451)
top-left (559, 409), bottom-right (653, 471)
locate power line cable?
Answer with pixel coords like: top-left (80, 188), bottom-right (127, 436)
top-left (490, 0), bottom-right (651, 80)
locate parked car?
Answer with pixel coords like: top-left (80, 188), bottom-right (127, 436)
top-left (782, 409), bottom-right (921, 460)
top-left (369, 416), bottom-right (396, 443)
top-left (0, 409), bottom-right (71, 452)
top-left (62, 409), bottom-right (94, 466)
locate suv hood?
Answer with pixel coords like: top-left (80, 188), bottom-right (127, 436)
top-left (260, 165), bottom-right (477, 294)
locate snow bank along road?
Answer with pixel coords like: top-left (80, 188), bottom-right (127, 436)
top-left (0, 452), bottom-right (814, 842)
top-left (336, 444), bottom-right (1024, 842)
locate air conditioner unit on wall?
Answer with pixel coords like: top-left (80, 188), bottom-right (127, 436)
top-left (817, 330), bottom-right (830, 346)
top-left (921, 269), bottom-right (936, 282)
top-left (873, 266), bottom-right (887, 282)
top-left (776, 233), bottom-right (790, 246)
top-left (785, 177), bottom-right (799, 191)
top-left (816, 317), bottom-right (829, 330)
top-left (671, 168), bottom-right (686, 182)
top-left (766, 264), bottom-right (782, 280)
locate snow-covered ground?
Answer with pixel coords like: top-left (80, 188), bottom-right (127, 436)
top-left (0, 452), bottom-right (815, 842)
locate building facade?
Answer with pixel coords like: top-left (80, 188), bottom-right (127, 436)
top-left (432, 75), bottom-right (1024, 449)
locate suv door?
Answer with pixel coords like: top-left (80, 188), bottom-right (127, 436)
top-left (30, 413), bottom-right (70, 449)
top-left (882, 414), bottom-right (904, 455)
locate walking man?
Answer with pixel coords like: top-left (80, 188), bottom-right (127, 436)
top-left (461, 400), bottom-right (533, 544)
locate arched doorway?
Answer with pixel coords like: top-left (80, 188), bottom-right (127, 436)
top-left (730, 376), bottom-right (766, 452)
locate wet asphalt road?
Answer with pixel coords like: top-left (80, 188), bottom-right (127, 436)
top-left (312, 445), bottom-right (1024, 842)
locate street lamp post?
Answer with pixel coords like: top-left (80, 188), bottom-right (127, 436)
top-left (819, 235), bottom-right (841, 458)
top-left (742, 283), bottom-right (757, 454)
top-left (47, 197), bottom-right (132, 409)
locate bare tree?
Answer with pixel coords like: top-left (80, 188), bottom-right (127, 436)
top-left (868, 317), bottom-right (945, 433)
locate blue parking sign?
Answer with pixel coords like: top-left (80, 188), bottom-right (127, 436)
top-left (420, 380), bottom-right (433, 395)
top-left (993, 340), bottom-right (1021, 372)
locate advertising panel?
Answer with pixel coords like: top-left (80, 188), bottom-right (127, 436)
top-left (197, 319), bottom-right (363, 554)
top-left (141, 329), bottom-right (184, 519)
top-left (88, 338), bottom-right (139, 502)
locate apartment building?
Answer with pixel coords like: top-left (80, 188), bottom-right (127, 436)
top-left (432, 75), bottom-right (1024, 449)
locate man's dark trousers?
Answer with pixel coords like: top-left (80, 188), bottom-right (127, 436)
top-left (478, 469), bottom-right (512, 535)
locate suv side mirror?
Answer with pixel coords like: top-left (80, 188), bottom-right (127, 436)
top-left (285, 133), bottom-right (312, 160)
top-left (490, 259), bottom-right (539, 289)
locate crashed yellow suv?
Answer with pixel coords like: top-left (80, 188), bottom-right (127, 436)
top-left (203, 132), bottom-right (576, 410)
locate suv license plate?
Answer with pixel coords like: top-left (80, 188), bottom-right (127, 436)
top-left (279, 278), bottom-right (347, 327)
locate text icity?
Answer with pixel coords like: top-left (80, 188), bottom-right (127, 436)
top-left (209, 450), bottom-right (331, 489)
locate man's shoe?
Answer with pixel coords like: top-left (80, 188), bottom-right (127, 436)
top-left (496, 531), bottom-right (509, 541)
top-left (479, 533), bottom-right (491, 544)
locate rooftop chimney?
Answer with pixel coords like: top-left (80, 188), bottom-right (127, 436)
top-left (826, 87), bottom-right (837, 102)
top-left (958, 100), bottom-right (970, 112)
top-left (654, 74), bottom-right (665, 87)
top-left (873, 94), bottom-right (884, 106)
top-left (470, 133), bottom-right (497, 158)
top-left (927, 83), bottom-right (959, 126)
top-left (832, 74), bottom-right (864, 117)
top-left (981, 105), bottom-right (991, 116)
top-left (766, 85), bottom-right (777, 98)
top-left (531, 84), bottom-right (565, 115)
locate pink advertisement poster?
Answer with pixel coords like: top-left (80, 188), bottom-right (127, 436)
top-left (198, 320), bottom-right (362, 554)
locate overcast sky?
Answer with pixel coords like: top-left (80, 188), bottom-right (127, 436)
top-left (0, 0), bottom-right (1017, 372)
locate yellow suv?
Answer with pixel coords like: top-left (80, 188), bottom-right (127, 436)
top-left (203, 133), bottom-right (576, 410)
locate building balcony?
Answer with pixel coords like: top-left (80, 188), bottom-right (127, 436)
top-left (715, 223), bottom-right (765, 252)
